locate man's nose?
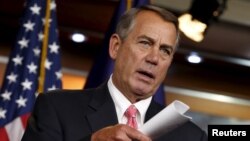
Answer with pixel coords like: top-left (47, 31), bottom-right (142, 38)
top-left (145, 48), bottom-right (159, 66)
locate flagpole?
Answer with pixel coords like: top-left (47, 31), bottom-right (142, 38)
top-left (38, 0), bottom-right (51, 93)
top-left (126, 0), bottom-right (132, 10)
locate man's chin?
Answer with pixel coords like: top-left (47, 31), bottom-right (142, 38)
top-left (130, 80), bottom-right (155, 95)
top-left (133, 86), bottom-right (154, 97)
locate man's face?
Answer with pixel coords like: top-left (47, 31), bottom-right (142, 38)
top-left (110, 11), bottom-right (177, 102)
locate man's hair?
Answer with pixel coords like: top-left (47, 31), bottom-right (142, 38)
top-left (116, 5), bottom-right (180, 48)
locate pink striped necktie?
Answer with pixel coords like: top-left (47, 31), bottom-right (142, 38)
top-left (125, 105), bottom-right (138, 129)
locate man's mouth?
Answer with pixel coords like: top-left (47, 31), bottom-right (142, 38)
top-left (137, 70), bottom-right (155, 79)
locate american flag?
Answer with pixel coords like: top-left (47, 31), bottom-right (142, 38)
top-left (0, 0), bottom-right (62, 141)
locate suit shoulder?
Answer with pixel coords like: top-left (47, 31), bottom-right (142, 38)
top-left (36, 88), bottom-right (99, 105)
top-left (39, 89), bottom-right (89, 98)
top-left (172, 121), bottom-right (207, 140)
top-left (182, 121), bottom-right (206, 133)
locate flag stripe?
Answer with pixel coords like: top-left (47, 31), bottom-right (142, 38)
top-left (0, 127), bottom-right (9, 141)
top-left (20, 113), bottom-right (30, 128)
top-left (5, 117), bottom-right (24, 141)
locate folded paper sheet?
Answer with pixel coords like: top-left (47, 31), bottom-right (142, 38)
top-left (139, 100), bottom-right (192, 139)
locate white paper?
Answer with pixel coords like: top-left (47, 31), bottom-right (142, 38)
top-left (139, 100), bottom-right (192, 139)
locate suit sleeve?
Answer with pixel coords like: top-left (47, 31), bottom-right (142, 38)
top-left (21, 94), bottom-right (63, 141)
top-left (200, 130), bottom-right (208, 141)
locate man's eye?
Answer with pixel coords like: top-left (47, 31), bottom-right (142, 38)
top-left (139, 40), bottom-right (150, 47)
top-left (160, 48), bottom-right (171, 55)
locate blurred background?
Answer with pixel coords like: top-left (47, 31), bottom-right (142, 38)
top-left (0, 0), bottom-right (250, 132)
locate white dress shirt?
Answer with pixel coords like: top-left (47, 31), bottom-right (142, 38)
top-left (108, 75), bottom-right (152, 128)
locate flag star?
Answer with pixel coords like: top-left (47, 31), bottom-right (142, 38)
top-left (42, 18), bottom-right (52, 26)
top-left (18, 37), bottom-right (29, 49)
top-left (21, 79), bottom-right (33, 91)
top-left (48, 85), bottom-right (57, 91)
top-left (1, 90), bottom-right (12, 101)
top-left (55, 70), bottom-right (62, 80)
top-left (35, 92), bottom-right (39, 98)
top-left (50, 1), bottom-right (56, 10)
top-left (49, 42), bottom-right (59, 54)
top-left (0, 108), bottom-right (7, 119)
top-left (7, 72), bottom-right (18, 84)
top-left (23, 20), bottom-right (35, 32)
top-left (30, 3), bottom-right (41, 15)
top-left (33, 47), bottom-right (41, 57)
top-left (38, 32), bottom-right (44, 41)
top-left (12, 55), bottom-right (23, 66)
top-left (15, 96), bottom-right (27, 108)
top-left (27, 62), bottom-right (37, 74)
top-left (45, 59), bottom-right (53, 70)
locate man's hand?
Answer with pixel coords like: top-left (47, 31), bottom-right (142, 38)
top-left (91, 124), bottom-right (151, 141)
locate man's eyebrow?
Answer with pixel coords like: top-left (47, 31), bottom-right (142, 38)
top-left (137, 35), bottom-right (155, 44)
top-left (160, 44), bottom-right (174, 54)
top-left (138, 35), bottom-right (175, 52)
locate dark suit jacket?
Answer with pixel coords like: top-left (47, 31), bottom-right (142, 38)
top-left (21, 83), bottom-right (207, 141)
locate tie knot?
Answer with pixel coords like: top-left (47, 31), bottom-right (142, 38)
top-left (125, 105), bottom-right (137, 118)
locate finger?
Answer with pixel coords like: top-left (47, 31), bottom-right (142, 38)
top-left (125, 126), bottom-right (151, 141)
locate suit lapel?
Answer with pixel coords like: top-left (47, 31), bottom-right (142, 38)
top-left (86, 83), bottom-right (118, 132)
top-left (145, 100), bottom-right (164, 122)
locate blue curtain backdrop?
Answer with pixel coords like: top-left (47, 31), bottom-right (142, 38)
top-left (84, 0), bottom-right (165, 105)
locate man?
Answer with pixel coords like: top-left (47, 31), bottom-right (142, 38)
top-left (22, 5), bottom-right (207, 141)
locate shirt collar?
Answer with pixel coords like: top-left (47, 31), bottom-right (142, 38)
top-left (108, 75), bottom-right (152, 124)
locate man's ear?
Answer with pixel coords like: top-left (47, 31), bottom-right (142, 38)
top-left (109, 34), bottom-right (121, 60)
